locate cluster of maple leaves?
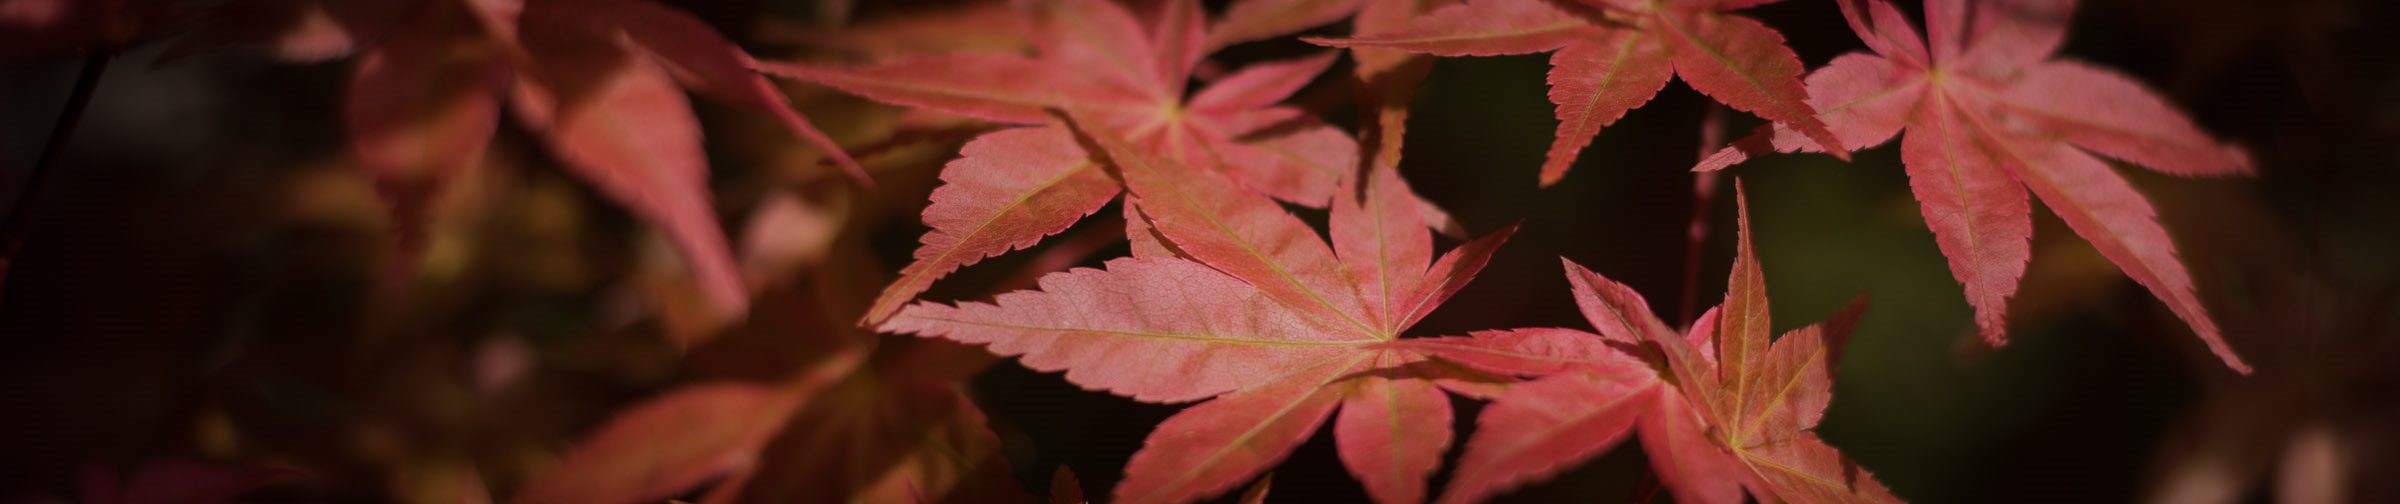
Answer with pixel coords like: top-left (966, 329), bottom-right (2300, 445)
top-left (1, 0), bottom-right (2258, 501)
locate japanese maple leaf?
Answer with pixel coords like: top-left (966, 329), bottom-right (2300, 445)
top-left (1308, 0), bottom-right (1846, 186)
top-left (342, 0), bottom-right (865, 321)
top-left (1394, 184), bottom-right (1900, 503)
top-left (881, 122), bottom-right (1520, 504)
top-left (760, 0), bottom-right (1380, 323)
top-left (1693, 0), bottom-right (2254, 373)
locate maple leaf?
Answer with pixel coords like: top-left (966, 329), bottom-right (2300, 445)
top-left (1308, 0), bottom-right (1846, 187)
top-left (1693, 0), bottom-right (2253, 373)
top-left (1394, 183), bottom-right (1898, 503)
top-left (761, 0), bottom-right (1391, 323)
top-left (881, 120), bottom-right (1520, 503)
top-left (341, 0), bottom-right (866, 323)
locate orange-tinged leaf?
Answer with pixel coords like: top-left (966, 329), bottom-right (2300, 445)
top-left (1715, 183), bottom-right (1770, 393)
top-left (1112, 355), bottom-right (1365, 504)
top-left (882, 258), bottom-right (1367, 403)
top-left (863, 126), bottom-right (1121, 323)
top-left (1394, 224), bottom-right (1517, 330)
top-left (1188, 108), bottom-right (1353, 207)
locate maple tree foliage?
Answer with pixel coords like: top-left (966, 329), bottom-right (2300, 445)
top-left (1394, 184), bottom-right (1898, 503)
top-left (882, 116), bottom-right (1527, 503)
top-left (1692, 0), bottom-right (2254, 373)
top-left (759, 0), bottom-right (1404, 324)
top-left (333, 0), bottom-right (870, 323)
top-left (1310, 0), bottom-right (1848, 186)
top-left (0, 0), bottom-right (2321, 500)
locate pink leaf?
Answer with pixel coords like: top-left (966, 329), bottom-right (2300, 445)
top-left (1203, 0), bottom-right (1363, 52)
top-left (589, 0), bottom-right (870, 184)
top-left (755, 55), bottom-right (1065, 124)
top-left (1112, 355), bottom-right (1365, 504)
top-left (1088, 121), bottom-right (1377, 337)
top-left (863, 126), bottom-right (1121, 323)
top-left (1991, 61), bottom-right (2254, 176)
top-left (1537, 29), bottom-right (1675, 186)
top-left (1188, 51), bottom-right (1340, 113)
top-left (1333, 357), bottom-right (1454, 504)
top-left (343, 13), bottom-right (508, 279)
top-left (1993, 132), bottom-right (2249, 373)
top-left (514, 384), bottom-right (798, 504)
top-left (1655, 11), bottom-right (1846, 159)
top-left (1900, 94), bottom-right (2033, 345)
top-left (881, 259), bottom-right (1369, 403)
top-left (1302, 0), bottom-right (1589, 56)
top-left (1332, 166), bottom-right (1435, 331)
top-left (1637, 392), bottom-right (1745, 504)
top-left (1437, 368), bottom-right (1659, 504)
top-left (1697, 53), bottom-right (1925, 171)
top-left (1388, 328), bottom-right (1632, 377)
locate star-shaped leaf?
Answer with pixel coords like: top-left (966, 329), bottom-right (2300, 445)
top-left (1695, 0), bottom-right (2253, 373)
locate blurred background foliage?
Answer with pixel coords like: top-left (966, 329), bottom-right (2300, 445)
top-left (1, 0), bottom-right (2394, 502)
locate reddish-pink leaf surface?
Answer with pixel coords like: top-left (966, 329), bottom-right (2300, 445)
top-left (343, 3), bottom-right (508, 283)
top-left (576, 0), bottom-right (870, 185)
top-left (1333, 353), bottom-right (1455, 504)
top-left (1437, 367), bottom-right (1658, 504)
top-left (1201, 0), bottom-right (1361, 52)
top-left (767, 0), bottom-right (1375, 324)
top-left (1433, 186), bottom-right (1903, 503)
top-left (329, 0), bottom-right (870, 325)
top-left (862, 125), bottom-right (1120, 323)
top-left (1312, 0), bottom-right (1844, 186)
top-left (513, 383), bottom-right (801, 504)
top-left (1699, 0), bottom-right (2252, 373)
top-left (885, 122), bottom-right (1520, 502)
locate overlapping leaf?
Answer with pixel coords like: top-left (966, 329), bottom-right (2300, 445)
top-left (1310, 0), bottom-right (1845, 186)
top-left (762, 0), bottom-right (1379, 323)
top-left (1695, 0), bottom-right (2253, 373)
top-left (336, 0), bottom-right (866, 324)
top-left (884, 122), bottom-right (1519, 503)
top-left (1393, 184), bottom-right (1899, 503)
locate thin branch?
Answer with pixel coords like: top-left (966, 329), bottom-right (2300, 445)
top-left (0, 52), bottom-right (114, 288)
top-left (1676, 105), bottom-right (1728, 329)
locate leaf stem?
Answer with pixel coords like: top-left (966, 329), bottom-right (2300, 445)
top-left (1676, 105), bottom-right (1728, 328)
top-left (1, 52), bottom-right (113, 289)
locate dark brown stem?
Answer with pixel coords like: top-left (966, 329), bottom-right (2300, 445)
top-left (1675, 106), bottom-right (1729, 329)
top-left (0, 53), bottom-right (113, 288)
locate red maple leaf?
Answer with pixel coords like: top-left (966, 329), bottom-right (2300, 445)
top-left (760, 0), bottom-right (1411, 323)
top-left (1396, 183), bottom-right (1900, 503)
top-left (1694, 0), bottom-right (2254, 373)
top-left (880, 120), bottom-right (1520, 503)
top-left (343, 0), bottom-right (867, 321)
top-left (1309, 0), bottom-right (1847, 186)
